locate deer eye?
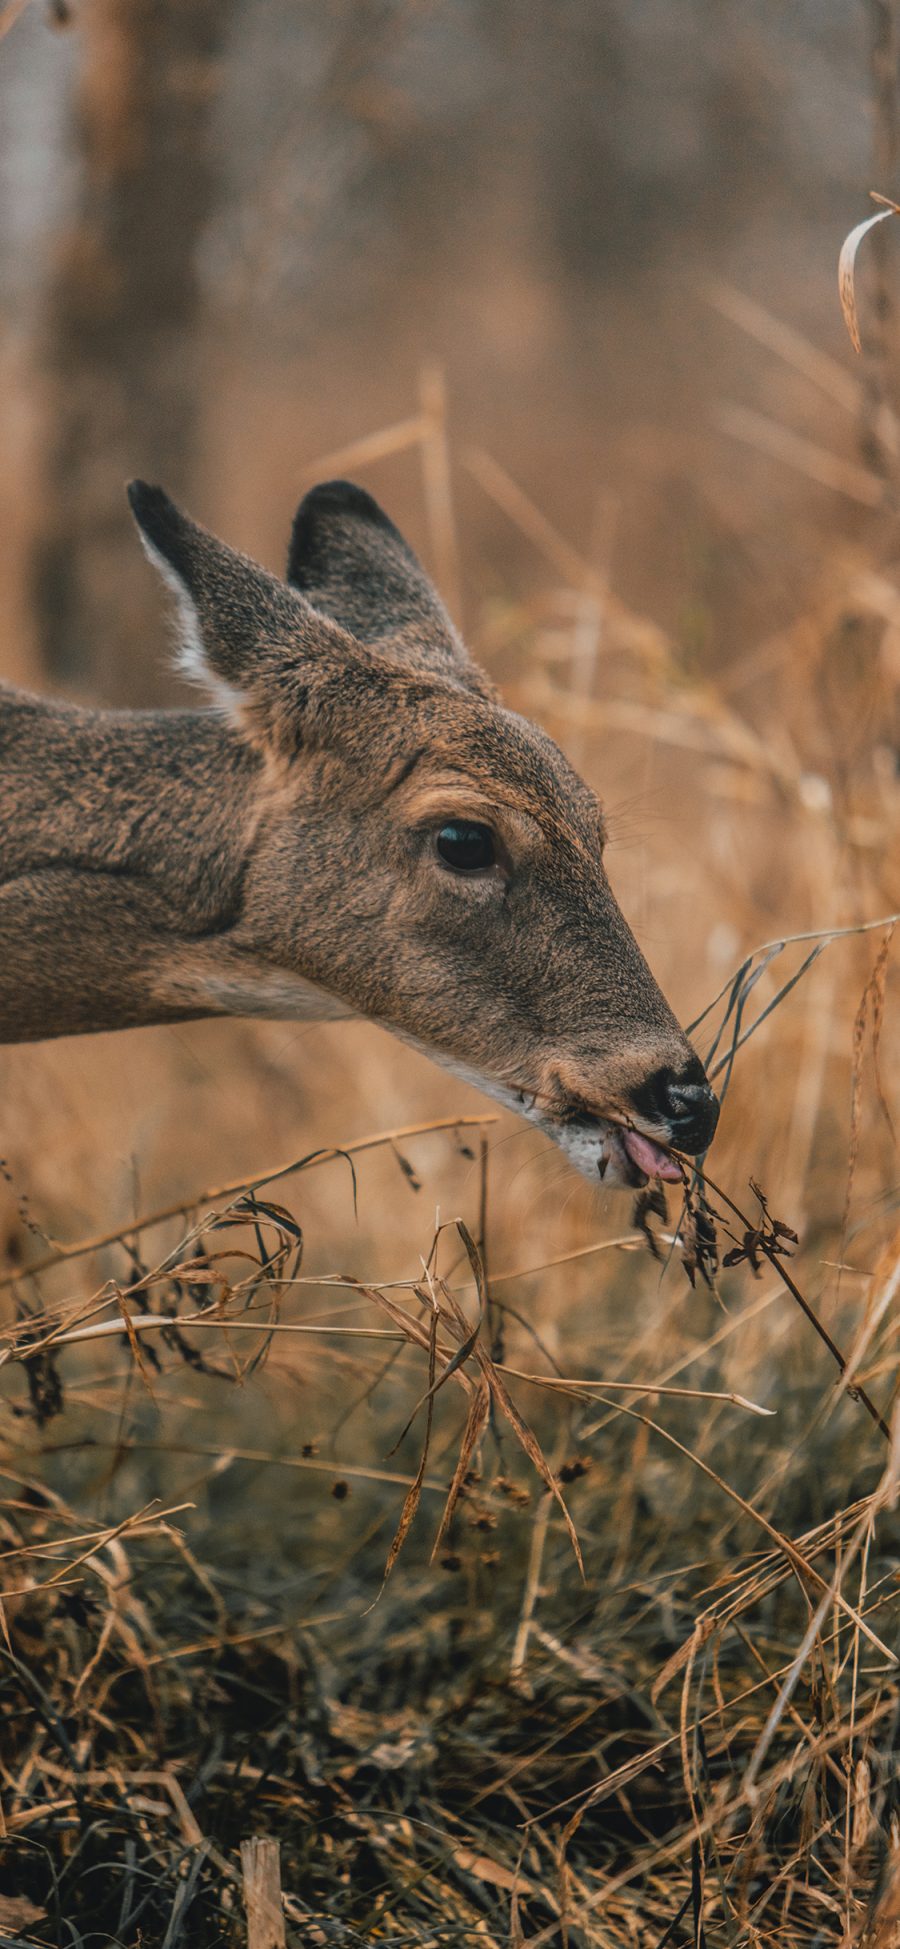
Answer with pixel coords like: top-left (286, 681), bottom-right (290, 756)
top-left (435, 821), bottom-right (496, 873)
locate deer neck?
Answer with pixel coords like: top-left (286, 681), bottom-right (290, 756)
top-left (0, 686), bottom-right (290, 1042)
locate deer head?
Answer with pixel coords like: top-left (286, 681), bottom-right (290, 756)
top-left (128, 478), bottom-right (718, 1188)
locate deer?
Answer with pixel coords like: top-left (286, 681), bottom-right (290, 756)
top-left (0, 479), bottom-right (718, 1188)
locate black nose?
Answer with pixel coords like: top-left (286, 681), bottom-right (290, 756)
top-left (664, 1077), bottom-right (719, 1153)
top-left (631, 1060), bottom-right (719, 1155)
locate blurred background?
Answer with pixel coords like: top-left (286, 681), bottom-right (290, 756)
top-left (1, 4), bottom-right (899, 1939)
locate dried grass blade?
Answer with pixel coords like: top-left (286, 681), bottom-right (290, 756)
top-left (652, 1618), bottom-right (717, 1706)
top-left (689, 909), bottom-right (900, 1038)
top-left (382, 1310), bottom-right (438, 1582)
top-left (870, 923), bottom-right (896, 1144)
top-left (389, 1286), bottom-right (481, 1447)
top-left (474, 1354), bottom-right (584, 1577)
top-left (455, 1219), bottom-right (488, 1315)
top-left (708, 946), bottom-right (825, 1090)
top-left (114, 1290), bottom-right (157, 1399)
top-left (708, 279), bottom-right (860, 410)
top-left (715, 402), bottom-right (882, 505)
top-left (698, 942), bottom-right (782, 1055)
top-left (419, 361), bottom-right (462, 622)
top-left (430, 1376), bottom-right (491, 1560)
top-left (439, 1236), bottom-right (583, 1571)
top-left (845, 962), bottom-right (872, 1251)
top-left (839, 205), bottom-right (898, 353)
top-left (36, 1501), bottom-right (191, 1595)
top-left (300, 414), bottom-right (429, 482)
top-left (464, 445), bottom-right (602, 595)
top-left (843, 924), bottom-right (896, 1255)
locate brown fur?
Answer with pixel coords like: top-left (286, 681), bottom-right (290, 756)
top-left (0, 480), bottom-right (718, 1186)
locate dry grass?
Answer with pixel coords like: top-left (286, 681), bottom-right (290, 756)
top-left (1, 371), bottom-right (900, 1946)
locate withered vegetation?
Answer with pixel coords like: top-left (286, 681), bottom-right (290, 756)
top-left (2, 378), bottom-right (900, 1944)
top-left (1, 964), bottom-right (898, 1943)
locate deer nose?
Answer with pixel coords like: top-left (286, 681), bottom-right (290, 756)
top-left (631, 1060), bottom-right (719, 1155)
top-left (664, 1077), bottom-right (719, 1153)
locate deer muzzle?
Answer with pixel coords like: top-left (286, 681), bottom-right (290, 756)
top-left (537, 1049), bottom-right (719, 1188)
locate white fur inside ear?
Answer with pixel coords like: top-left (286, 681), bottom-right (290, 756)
top-left (137, 529), bottom-right (243, 722)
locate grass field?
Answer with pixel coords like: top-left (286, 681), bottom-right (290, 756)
top-left (2, 365), bottom-right (900, 1945)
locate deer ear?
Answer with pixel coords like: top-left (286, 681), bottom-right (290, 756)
top-left (128, 481), bottom-right (297, 707)
top-left (287, 479), bottom-right (491, 693)
top-left (127, 480), bottom-right (354, 747)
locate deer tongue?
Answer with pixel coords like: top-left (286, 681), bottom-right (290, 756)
top-left (622, 1129), bottom-right (682, 1183)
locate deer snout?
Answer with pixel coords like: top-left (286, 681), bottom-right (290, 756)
top-left (630, 1055), bottom-right (719, 1156)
